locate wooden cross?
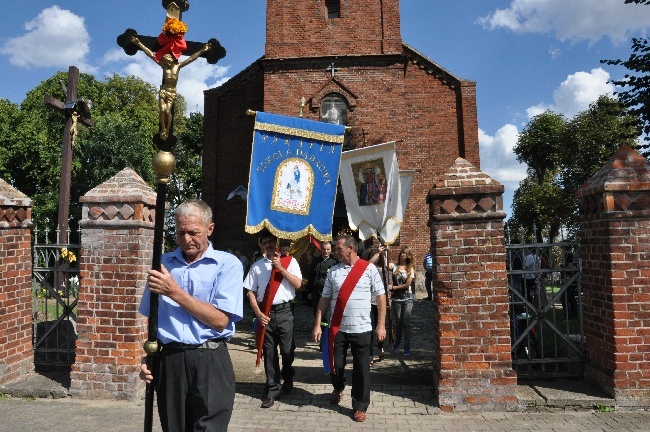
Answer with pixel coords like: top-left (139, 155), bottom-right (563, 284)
top-left (45, 66), bottom-right (93, 244)
top-left (326, 62), bottom-right (339, 78)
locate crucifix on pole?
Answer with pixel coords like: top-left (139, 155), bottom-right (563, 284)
top-left (117, 2), bottom-right (226, 431)
top-left (45, 66), bottom-right (93, 245)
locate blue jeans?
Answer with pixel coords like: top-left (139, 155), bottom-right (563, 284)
top-left (391, 298), bottom-right (413, 349)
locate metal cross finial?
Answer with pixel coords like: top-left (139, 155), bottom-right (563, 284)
top-left (299, 97), bottom-right (306, 118)
top-left (326, 62), bottom-right (339, 78)
top-left (359, 128), bottom-right (369, 146)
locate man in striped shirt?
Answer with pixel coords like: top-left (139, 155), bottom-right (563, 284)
top-left (312, 235), bottom-right (386, 423)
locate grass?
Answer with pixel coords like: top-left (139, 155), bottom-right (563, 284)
top-left (595, 404), bottom-right (614, 412)
top-left (35, 298), bottom-right (77, 321)
top-left (0, 394), bottom-right (7, 401)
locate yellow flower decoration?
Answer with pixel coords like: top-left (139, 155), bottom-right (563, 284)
top-left (60, 248), bottom-right (77, 263)
top-left (162, 17), bottom-right (188, 36)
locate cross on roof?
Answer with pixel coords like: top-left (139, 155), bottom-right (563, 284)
top-left (326, 62), bottom-right (339, 78)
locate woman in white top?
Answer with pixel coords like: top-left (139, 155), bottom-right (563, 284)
top-left (388, 246), bottom-right (415, 356)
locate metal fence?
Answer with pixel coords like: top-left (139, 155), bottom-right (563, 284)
top-left (506, 239), bottom-right (583, 378)
top-left (32, 226), bottom-right (80, 369)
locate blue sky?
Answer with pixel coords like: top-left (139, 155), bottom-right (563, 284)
top-left (2, 1), bottom-right (649, 218)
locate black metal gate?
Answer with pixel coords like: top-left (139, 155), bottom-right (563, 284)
top-left (32, 226), bottom-right (79, 369)
top-left (506, 240), bottom-right (583, 378)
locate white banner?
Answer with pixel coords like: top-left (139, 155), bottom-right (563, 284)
top-left (340, 141), bottom-right (411, 243)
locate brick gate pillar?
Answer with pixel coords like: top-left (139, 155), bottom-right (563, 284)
top-left (0, 179), bottom-right (34, 385)
top-left (69, 168), bottom-right (156, 400)
top-left (426, 158), bottom-right (516, 412)
top-left (575, 145), bottom-right (650, 408)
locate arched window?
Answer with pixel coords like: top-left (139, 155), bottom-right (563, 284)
top-left (320, 94), bottom-right (348, 125)
top-left (326, 0), bottom-right (340, 19)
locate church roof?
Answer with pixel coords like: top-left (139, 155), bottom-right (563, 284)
top-left (205, 44), bottom-right (474, 97)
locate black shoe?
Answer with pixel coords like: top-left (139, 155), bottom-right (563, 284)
top-left (260, 397), bottom-right (275, 408)
top-left (282, 381), bottom-right (293, 394)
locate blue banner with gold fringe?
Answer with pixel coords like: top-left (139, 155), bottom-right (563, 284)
top-left (245, 111), bottom-right (345, 241)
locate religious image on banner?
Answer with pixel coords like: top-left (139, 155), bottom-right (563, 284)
top-left (353, 159), bottom-right (387, 206)
top-left (245, 111), bottom-right (345, 241)
top-left (271, 158), bottom-right (314, 215)
top-left (340, 141), bottom-right (413, 243)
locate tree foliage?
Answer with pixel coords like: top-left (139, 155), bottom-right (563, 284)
top-left (514, 111), bottom-right (566, 185)
top-left (601, 0), bottom-right (650, 156)
top-left (0, 71), bottom-right (203, 237)
top-left (511, 95), bottom-right (641, 239)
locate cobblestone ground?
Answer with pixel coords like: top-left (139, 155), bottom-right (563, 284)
top-left (229, 293), bottom-right (436, 387)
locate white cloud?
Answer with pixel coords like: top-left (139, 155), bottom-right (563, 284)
top-left (478, 0), bottom-right (650, 44)
top-left (0, 6), bottom-right (96, 72)
top-left (551, 68), bottom-right (614, 117)
top-left (524, 68), bottom-right (614, 119)
top-left (479, 125), bottom-right (526, 191)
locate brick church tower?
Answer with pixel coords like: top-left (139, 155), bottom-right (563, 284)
top-left (202, 0), bottom-right (479, 261)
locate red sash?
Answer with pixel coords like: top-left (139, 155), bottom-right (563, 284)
top-left (255, 255), bottom-right (293, 366)
top-left (328, 259), bottom-right (370, 373)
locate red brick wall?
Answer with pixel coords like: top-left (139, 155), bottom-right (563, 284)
top-left (0, 224), bottom-right (34, 385)
top-left (69, 168), bottom-right (156, 400)
top-left (0, 181), bottom-right (34, 386)
top-left (266, 0), bottom-right (402, 59)
top-left (576, 145), bottom-right (650, 408)
top-left (427, 159), bottom-right (516, 412)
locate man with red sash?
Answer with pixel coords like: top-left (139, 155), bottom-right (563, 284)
top-left (312, 235), bottom-right (386, 423)
top-left (244, 232), bottom-right (303, 408)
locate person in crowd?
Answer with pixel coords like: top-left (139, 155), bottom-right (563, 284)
top-left (365, 244), bottom-right (387, 364)
top-left (422, 249), bottom-right (433, 301)
top-left (523, 247), bottom-right (539, 304)
top-left (308, 241), bottom-right (338, 349)
top-left (561, 252), bottom-right (579, 320)
top-left (138, 199), bottom-right (243, 432)
top-left (312, 235), bottom-right (386, 423)
top-left (244, 231), bottom-right (303, 408)
top-left (389, 246), bottom-right (415, 356)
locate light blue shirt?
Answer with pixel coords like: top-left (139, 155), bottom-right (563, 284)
top-left (139, 244), bottom-right (244, 344)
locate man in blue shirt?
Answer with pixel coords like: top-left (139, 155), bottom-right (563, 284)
top-left (139, 199), bottom-right (243, 432)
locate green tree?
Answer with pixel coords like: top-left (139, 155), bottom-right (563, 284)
top-left (601, 0), bottom-right (650, 156)
top-left (514, 111), bottom-right (566, 185)
top-left (0, 99), bottom-right (20, 180)
top-left (511, 95), bottom-right (641, 237)
top-left (0, 71), bottom-right (199, 235)
top-left (560, 96), bottom-right (640, 193)
top-left (513, 111), bottom-right (567, 241)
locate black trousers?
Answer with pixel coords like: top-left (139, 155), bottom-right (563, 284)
top-left (263, 302), bottom-right (295, 398)
top-left (330, 330), bottom-right (372, 412)
top-left (156, 343), bottom-right (235, 432)
top-left (370, 305), bottom-right (384, 357)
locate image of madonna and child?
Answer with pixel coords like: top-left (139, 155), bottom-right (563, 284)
top-left (365, 242), bottom-right (415, 359)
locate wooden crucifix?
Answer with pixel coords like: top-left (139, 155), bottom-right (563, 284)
top-left (45, 66), bottom-right (93, 244)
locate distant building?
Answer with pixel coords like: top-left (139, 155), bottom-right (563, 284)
top-left (202, 0), bottom-right (479, 261)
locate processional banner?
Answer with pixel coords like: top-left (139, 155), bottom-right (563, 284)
top-left (339, 141), bottom-right (413, 243)
top-left (245, 111), bottom-right (345, 241)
